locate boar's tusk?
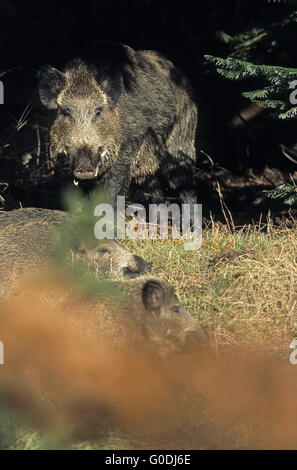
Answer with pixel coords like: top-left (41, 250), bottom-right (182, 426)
top-left (73, 179), bottom-right (79, 187)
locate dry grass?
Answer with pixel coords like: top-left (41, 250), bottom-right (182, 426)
top-left (122, 217), bottom-right (297, 352)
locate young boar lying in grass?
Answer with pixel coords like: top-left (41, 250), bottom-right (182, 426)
top-left (0, 273), bottom-right (209, 440)
top-left (63, 276), bottom-right (209, 358)
top-left (0, 207), bottom-right (151, 296)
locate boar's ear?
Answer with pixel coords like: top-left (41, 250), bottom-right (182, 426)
top-left (96, 67), bottom-right (124, 109)
top-left (38, 65), bottom-right (66, 110)
top-left (142, 280), bottom-right (165, 311)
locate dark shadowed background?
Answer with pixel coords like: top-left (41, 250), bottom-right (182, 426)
top-left (0, 0), bottom-right (297, 222)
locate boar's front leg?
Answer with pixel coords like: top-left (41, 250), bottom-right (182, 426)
top-left (146, 175), bottom-right (165, 205)
top-left (160, 151), bottom-right (198, 228)
top-left (105, 140), bottom-right (142, 208)
top-left (106, 161), bottom-right (133, 209)
top-left (162, 151), bottom-right (197, 204)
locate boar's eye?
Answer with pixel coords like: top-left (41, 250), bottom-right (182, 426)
top-left (98, 247), bottom-right (111, 255)
top-left (59, 107), bottom-right (72, 119)
top-left (94, 107), bottom-right (103, 118)
top-left (76, 248), bottom-right (86, 255)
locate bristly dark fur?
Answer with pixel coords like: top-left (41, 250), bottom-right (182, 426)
top-left (38, 41), bottom-right (198, 207)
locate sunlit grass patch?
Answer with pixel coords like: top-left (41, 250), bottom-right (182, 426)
top-left (121, 218), bottom-right (297, 350)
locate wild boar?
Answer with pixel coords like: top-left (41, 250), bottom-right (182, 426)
top-left (38, 41), bottom-right (198, 207)
top-left (63, 276), bottom-right (209, 358)
top-left (0, 207), bottom-right (151, 296)
top-left (0, 273), bottom-right (209, 438)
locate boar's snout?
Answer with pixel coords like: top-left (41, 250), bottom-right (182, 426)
top-left (74, 167), bottom-right (97, 180)
top-left (122, 256), bottom-right (152, 278)
top-left (72, 146), bottom-right (101, 180)
top-left (180, 325), bottom-right (209, 353)
top-left (135, 256), bottom-right (152, 274)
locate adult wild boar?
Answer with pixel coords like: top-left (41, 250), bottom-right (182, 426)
top-left (38, 41), bottom-right (198, 207)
